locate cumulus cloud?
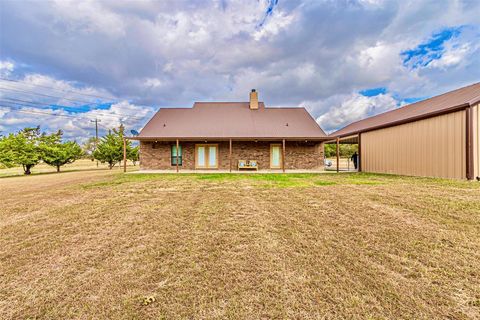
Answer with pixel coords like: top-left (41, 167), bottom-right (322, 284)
top-left (312, 93), bottom-right (399, 133)
top-left (0, 0), bottom-right (479, 137)
top-left (0, 60), bottom-right (14, 77)
top-left (51, 0), bottom-right (127, 37)
top-left (253, 8), bottom-right (297, 41)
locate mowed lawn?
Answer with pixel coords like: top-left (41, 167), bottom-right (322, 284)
top-left (1, 170), bottom-right (479, 319)
top-left (0, 159), bottom-right (133, 177)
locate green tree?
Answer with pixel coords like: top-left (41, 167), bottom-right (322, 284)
top-left (324, 144), bottom-right (337, 158)
top-left (324, 143), bottom-right (358, 158)
top-left (40, 130), bottom-right (83, 172)
top-left (128, 145), bottom-right (139, 166)
top-left (0, 127), bottom-right (42, 174)
top-left (93, 124), bottom-right (131, 169)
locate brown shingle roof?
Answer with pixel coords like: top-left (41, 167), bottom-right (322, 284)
top-left (331, 82), bottom-right (480, 137)
top-left (137, 102), bottom-right (327, 140)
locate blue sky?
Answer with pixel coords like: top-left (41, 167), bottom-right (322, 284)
top-left (402, 26), bottom-right (463, 68)
top-left (359, 87), bottom-right (387, 97)
top-left (0, 0), bottom-right (479, 140)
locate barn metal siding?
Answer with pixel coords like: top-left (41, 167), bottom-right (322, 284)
top-left (361, 110), bottom-right (466, 179)
top-left (473, 104), bottom-right (479, 180)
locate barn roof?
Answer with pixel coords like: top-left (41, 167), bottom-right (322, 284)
top-left (136, 102), bottom-right (327, 140)
top-left (331, 82), bottom-right (480, 137)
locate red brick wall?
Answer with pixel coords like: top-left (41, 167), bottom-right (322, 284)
top-left (140, 141), bottom-right (324, 170)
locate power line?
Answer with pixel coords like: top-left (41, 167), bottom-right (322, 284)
top-left (0, 101), bottom-right (143, 122)
top-left (1, 104), bottom-right (129, 122)
top-left (0, 77), bottom-right (117, 101)
top-left (1, 97), bottom-right (92, 113)
top-left (0, 97), bottom-right (146, 120)
top-left (0, 105), bottom-right (93, 120)
top-left (1, 105), bottom-right (140, 138)
top-left (0, 107), bottom-right (140, 144)
top-left (0, 85), bottom-right (109, 105)
top-left (1, 105), bottom-right (145, 134)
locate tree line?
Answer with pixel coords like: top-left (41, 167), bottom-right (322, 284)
top-left (324, 143), bottom-right (358, 158)
top-left (0, 124), bottom-right (138, 175)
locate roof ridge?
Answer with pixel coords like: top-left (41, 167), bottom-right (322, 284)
top-left (398, 81), bottom-right (480, 107)
top-left (158, 107), bottom-right (191, 109)
top-left (194, 101), bottom-right (265, 104)
top-left (266, 106), bottom-right (303, 109)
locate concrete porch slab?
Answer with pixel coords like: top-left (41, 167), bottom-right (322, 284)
top-left (128, 169), bottom-right (329, 174)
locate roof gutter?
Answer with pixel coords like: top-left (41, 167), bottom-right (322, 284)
top-left (127, 137), bottom-right (329, 141)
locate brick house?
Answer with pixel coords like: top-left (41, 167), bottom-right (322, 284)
top-left (132, 90), bottom-right (328, 172)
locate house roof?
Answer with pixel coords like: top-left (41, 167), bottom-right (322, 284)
top-left (331, 82), bottom-right (480, 138)
top-left (137, 102), bottom-right (327, 140)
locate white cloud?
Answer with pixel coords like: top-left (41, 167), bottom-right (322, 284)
top-left (144, 78), bottom-right (163, 88)
top-left (0, 0), bottom-right (479, 137)
top-left (0, 60), bottom-right (14, 77)
top-left (253, 9), bottom-right (297, 41)
top-left (51, 0), bottom-right (126, 37)
top-left (427, 42), bottom-right (473, 69)
top-left (358, 0), bottom-right (386, 7)
top-left (315, 93), bottom-right (399, 133)
top-left (0, 73), bottom-right (115, 105)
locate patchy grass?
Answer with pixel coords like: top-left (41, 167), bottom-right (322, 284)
top-left (82, 172), bottom-right (394, 189)
top-left (313, 180), bottom-right (336, 186)
top-left (1, 170), bottom-right (479, 319)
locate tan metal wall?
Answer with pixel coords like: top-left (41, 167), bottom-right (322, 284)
top-left (361, 110), bottom-right (466, 179)
top-left (473, 104), bottom-right (479, 179)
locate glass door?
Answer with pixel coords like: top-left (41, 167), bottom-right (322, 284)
top-left (270, 144), bottom-right (282, 169)
top-left (208, 146), bottom-right (217, 168)
top-left (195, 144), bottom-right (218, 169)
top-left (197, 146), bottom-right (206, 167)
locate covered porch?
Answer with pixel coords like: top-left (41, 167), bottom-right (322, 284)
top-left (324, 134), bottom-right (361, 172)
top-left (123, 138), bottom-right (326, 173)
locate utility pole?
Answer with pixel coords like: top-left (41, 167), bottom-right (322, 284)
top-left (91, 118), bottom-right (101, 167)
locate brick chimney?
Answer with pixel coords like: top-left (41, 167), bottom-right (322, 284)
top-left (249, 89), bottom-right (258, 110)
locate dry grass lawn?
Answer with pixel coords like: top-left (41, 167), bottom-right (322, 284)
top-left (0, 159), bottom-right (134, 177)
top-left (1, 170), bottom-right (479, 319)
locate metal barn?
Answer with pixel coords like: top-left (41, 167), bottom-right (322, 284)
top-left (331, 83), bottom-right (480, 180)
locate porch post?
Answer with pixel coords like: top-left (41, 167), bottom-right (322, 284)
top-left (336, 137), bottom-right (340, 173)
top-left (229, 139), bottom-right (232, 172)
top-left (282, 139), bottom-right (286, 173)
top-left (123, 137), bottom-right (127, 173)
top-left (358, 133), bottom-right (362, 172)
top-left (176, 139), bottom-right (179, 173)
